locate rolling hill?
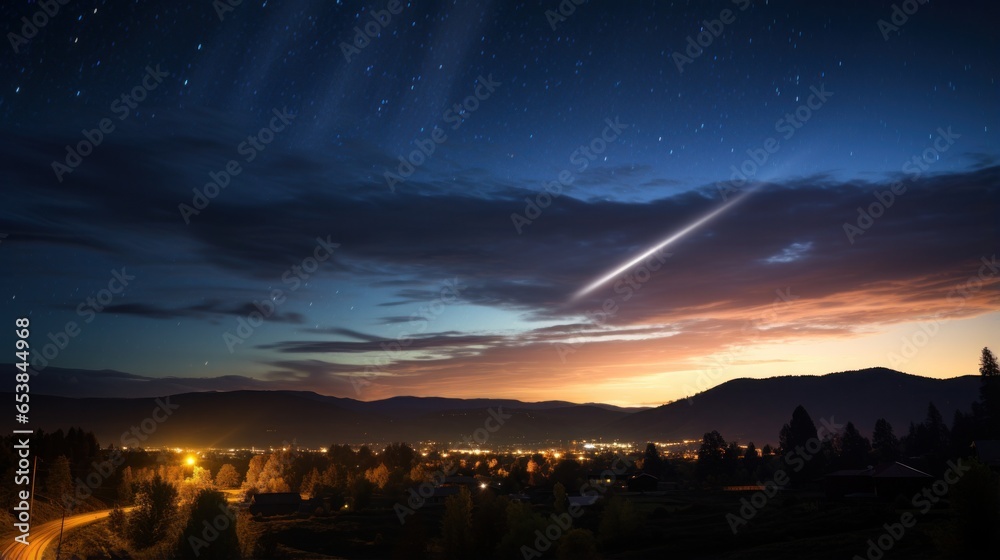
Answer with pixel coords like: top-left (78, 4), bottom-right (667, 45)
top-left (4, 366), bottom-right (981, 448)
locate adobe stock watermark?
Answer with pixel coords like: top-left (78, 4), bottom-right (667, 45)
top-left (179, 107), bottom-right (295, 224)
top-left (672, 0), bottom-right (751, 73)
top-left (383, 75), bottom-right (501, 192)
top-left (554, 248), bottom-right (669, 363)
top-left (544, 0), bottom-right (589, 31)
top-left (842, 126), bottom-right (959, 244)
top-left (877, 0), bottom-right (929, 41)
top-left (7, 0), bottom-right (72, 54)
top-left (521, 454), bottom-right (634, 559)
top-left (187, 503), bottom-right (238, 557)
top-left (340, 0), bottom-right (410, 63)
top-left (851, 458), bottom-right (971, 560)
top-left (51, 65), bottom-right (170, 183)
top-left (394, 406), bottom-right (511, 524)
top-left (683, 287), bottom-right (797, 403)
top-left (887, 254), bottom-right (998, 369)
top-left (726, 415), bottom-right (843, 533)
top-left (223, 236), bottom-right (339, 352)
top-left (350, 278), bottom-right (465, 394)
top-left (511, 117), bottom-right (629, 233)
top-left (212, 0), bottom-right (246, 22)
top-left (31, 268), bottom-right (135, 372)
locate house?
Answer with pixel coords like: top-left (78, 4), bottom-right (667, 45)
top-left (626, 472), bottom-right (659, 492)
top-left (249, 492), bottom-right (303, 516)
top-left (825, 462), bottom-right (932, 499)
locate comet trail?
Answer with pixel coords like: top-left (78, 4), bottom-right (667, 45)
top-left (572, 187), bottom-right (757, 300)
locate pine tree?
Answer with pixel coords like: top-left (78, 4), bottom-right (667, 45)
top-left (980, 347), bottom-right (1000, 437)
top-left (872, 418), bottom-right (900, 463)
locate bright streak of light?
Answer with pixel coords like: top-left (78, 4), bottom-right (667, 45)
top-left (572, 188), bottom-right (755, 300)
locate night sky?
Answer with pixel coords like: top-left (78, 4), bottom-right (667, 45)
top-left (2, 0), bottom-right (998, 406)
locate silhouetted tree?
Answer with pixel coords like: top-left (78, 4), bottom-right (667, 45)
top-left (327, 444), bottom-right (356, 469)
top-left (381, 443), bottom-right (416, 472)
top-left (980, 347), bottom-right (1000, 437)
top-left (558, 528), bottom-right (600, 560)
top-left (497, 501), bottom-right (547, 559)
top-left (549, 459), bottom-right (584, 490)
top-left (392, 511), bottom-right (429, 559)
top-left (471, 490), bottom-right (507, 558)
top-left (779, 405), bottom-right (823, 481)
top-left (743, 442), bottom-right (760, 474)
top-left (950, 409), bottom-right (977, 459)
top-left (724, 441), bottom-right (743, 480)
top-left (598, 495), bottom-right (640, 545)
top-left (348, 475), bottom-right (374, 511)
top-left (177, 489), bottom-right (239, 560)
top-left (837, 421), bottom-right (872, 468)
top-left (949, 458), bottom-right (1000, 555)
top-left (552, 482), bottom-right (568, 514)
top-left (697, 431), bottom-right (727, 483)
top-left (779, 405), bottom-right (818, 453)
top-left (871, 418), bottom-right (900, 463)
top-left (441, 487), bottom-right (473, 559)
top-left (356, 445), bottom-right (376, 471)
top-left (642, 443), bottom-right (664, 477)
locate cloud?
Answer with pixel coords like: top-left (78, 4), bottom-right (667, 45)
top-left (102, 301), bottom-right (306, 324)
top-left (1, 108), bottom-right (997, 403)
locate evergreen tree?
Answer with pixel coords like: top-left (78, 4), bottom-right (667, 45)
top-left (642, 442), bottom-right (664, 477)
top-left (779, 405), bottom-right (822, 481)
top-left (871, 418), bottom-right (900, 463)
top-left (838, 422), bottom-right (872, 468)
top-left (980, 347), bottom-right (1000, 437)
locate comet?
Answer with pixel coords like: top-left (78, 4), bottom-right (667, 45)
top-left (572, 186), bottom-right (756, 300)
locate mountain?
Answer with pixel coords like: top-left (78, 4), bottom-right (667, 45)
top-left (11, 390), bottom-right (636, 449)
top-left (605, 367), bottom-right (980, 445)
top-left (5, 367), bottom-right (981, 449)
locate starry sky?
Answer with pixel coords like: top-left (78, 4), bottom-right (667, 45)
top-left (1, 0), bottom-right (998, 406)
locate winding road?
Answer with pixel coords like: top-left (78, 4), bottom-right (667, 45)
top-left (1, 507), bottom-right (127, 560)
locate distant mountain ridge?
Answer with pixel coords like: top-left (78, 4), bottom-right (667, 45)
top-left (605, 367), bottom-right (980, 445)
top-left (3, 366), bottom-right (980, 448)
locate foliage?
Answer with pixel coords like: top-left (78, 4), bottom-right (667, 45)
top-left (215, 464), bottom-right (241, 489)
top-left (558, 528), bottom-right (600, 560)
top-left (441, 486), bottom-right (473, 559)
top-left (126, 475), bottom-right (179, 550)
top-left (176, 489), bottom-right (239, 560)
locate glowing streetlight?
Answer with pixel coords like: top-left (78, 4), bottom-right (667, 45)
top-left (185, 455), bottom-right (196, 467)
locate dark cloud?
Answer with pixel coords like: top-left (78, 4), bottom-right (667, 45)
top-left (102, 300), bottom-right (306, 324)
